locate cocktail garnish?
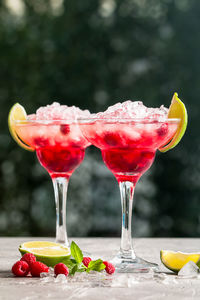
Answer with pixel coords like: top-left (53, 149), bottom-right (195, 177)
top-left (8, 103), bottom-right (34, 151)
top-left (15, 240), bottom-right (113, 277)
top-left (159, 93), bottom-right (188, 152)
top-left (69, 241), bottom-right (106, 275)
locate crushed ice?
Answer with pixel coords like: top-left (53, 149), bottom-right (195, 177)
top-left (96, 100), bottom-right (168, 121)
top-left (39, 263), bottom-right (200, 287)
top-left (28, 102), bottom-right (91, 121)
top-left (27, 100), bottom-right (168, 121)
top-left (55, 274), bottom-right (68, 283)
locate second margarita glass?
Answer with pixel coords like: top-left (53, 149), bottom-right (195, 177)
top-left (79, 101), bottom-right (180, 272)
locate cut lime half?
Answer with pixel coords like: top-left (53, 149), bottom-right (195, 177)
top-left (19, 241), bottom-right (71, 267)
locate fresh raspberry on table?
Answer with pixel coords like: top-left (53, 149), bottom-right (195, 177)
top-left (30, 261), bottom-right (49, 277)
top-left (20, 253), bottom-right (36, 266)
top-left (12, 261), bottom-right (30, 277)
top-left (103, 261), bottom-right (115, 275)
top-left (54, 263), bottom-right (69, 277)
top-left (82, 257), bottom-right (92, 268)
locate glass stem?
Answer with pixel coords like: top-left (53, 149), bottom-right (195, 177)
top-left (52, 177), bottom-right (69, 246)
top-left (119, 181), bottom-right (136, 259)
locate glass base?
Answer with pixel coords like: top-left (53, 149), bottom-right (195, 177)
top-left (111, 252), bottom-right (158, 273)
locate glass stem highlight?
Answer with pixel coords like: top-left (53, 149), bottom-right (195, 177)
top-left (119, 181), bottom-right (136, 259)
top-left (52, 177), bottom-right (69, 246)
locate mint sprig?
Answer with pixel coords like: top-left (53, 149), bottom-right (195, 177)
top-left (62, 241), bottom-right (107, 276)
top-left (86, 259), bottom-right (106, 273)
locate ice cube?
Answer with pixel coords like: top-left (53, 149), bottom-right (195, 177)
top-left (40, 267), bottom-right (54, 279)
top-left (40, 272), bottom-right (49, 278)
top-left (49, 267), bottom-right (55, 276)
top-left (178, 261), bottom-right (199, 277)
top-left (54, 274), bottom-right (67, 283)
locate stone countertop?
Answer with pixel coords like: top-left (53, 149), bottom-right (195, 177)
top-left (1, 237), bottom-right (200, 300)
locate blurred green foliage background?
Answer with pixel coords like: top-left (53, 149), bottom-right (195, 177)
top-left (0, 0), bottom-right (198, 238)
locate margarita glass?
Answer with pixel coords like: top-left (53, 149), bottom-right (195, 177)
top-left (79, 102), bottom-right (180, 272)
top-left (12, 103), bottom-right (90, 247)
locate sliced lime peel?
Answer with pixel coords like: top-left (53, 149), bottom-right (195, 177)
top-left (8, 103), bottom-right (34, 151)
top-left (159, 92), bottom-right (188, 152)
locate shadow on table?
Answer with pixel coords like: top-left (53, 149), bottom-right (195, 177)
top-left (0, 270), bottom-right (13, 278)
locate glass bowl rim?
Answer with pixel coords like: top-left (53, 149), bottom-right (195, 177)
top-left (13, 119), bottom-right (78, 125)
top-left (13, 117), bottom-right (180, 125)
top-left (77, 117), bottom-right (180, 124)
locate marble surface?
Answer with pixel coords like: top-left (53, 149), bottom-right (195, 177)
top-left (1, 237), bottom-right (200, 299)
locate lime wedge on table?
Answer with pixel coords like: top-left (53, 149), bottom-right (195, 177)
top-left (19, 241), bottom-right (71, 267)
top-left (8, 103), bottom-right (34, 151)
top-left (159, 93), bottom-right (188, 152)
top-left (160, 250), bottom-right (200, 273)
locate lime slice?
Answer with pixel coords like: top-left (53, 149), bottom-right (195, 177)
top-left (159, 93), bottom-right (188, 152)
top-left (8, 103), bottom-right (34, 151)
top-left (19, 241), bottom-right (71, 267)
top-left (160, 250), bottom-right (200, 273)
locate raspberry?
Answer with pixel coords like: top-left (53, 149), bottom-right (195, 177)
top-left (54, 263), bottom-right (69, 277)
top-left (34, 137), bottom-right (49, 147)
top-left (60, 125), bottom-right (70, 135)
top-left (104, 133), bottom-right (119, 146)
top-left (30, 261), bottom-right (49, 277)
top-left (20, 253), bottom-right (36, 266)
top-left (157, 123), bottom-right (168, 136)
top-left (12, 261), bottom-right (29, 277)
top-left (82, 257), bottom-right (92, 268)
top-left (103, 261), bottom-right (115, 275)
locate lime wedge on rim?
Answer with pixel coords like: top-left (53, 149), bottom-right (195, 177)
top-left (8, 103), bottom-right (34, 151)
top-left (160, 250), bottom-right (200, 273)
top-left (159, 93), bottom-right (188, 152)
top-left (19, 241), bottom-right (71, 267)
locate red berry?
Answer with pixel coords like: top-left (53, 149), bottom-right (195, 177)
top-left (20, 253), bottom-right (36, 266)
top-left (157, 123), bottom-right (168, 136)
top-left (12, 261), bottom-right (29, 277)
top-left (103, 261), bottom-right (115, 275)
top-left (104, 133), bottom-right (119, 146)
top-left (82, 257), bottom-right (92, 268)
top-left (54, 263), bottom-right (69, 277)
top-left (30, 261), bottom-right (49, 277)
top-left (60, 125), bottom-right (70, 135)
top-left (34, 137), bottom-right (49, 147)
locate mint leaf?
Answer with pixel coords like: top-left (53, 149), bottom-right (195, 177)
top-left (70, 263), bottom-right (86, 275)
top-left (87, 259), bottom-right (106, 272)
top-left (70, 259), bottom-right (77, 264)
top-left (70, 264), bottom-right (78, 276)
top-left (62, 258), bottom-right (76, 269)
top-left (77, 265), bottom-right (87, 273)
top-left (64, 261), bottom-right (77, 271)
top-left (70, 241), bottom-right (83, 264)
